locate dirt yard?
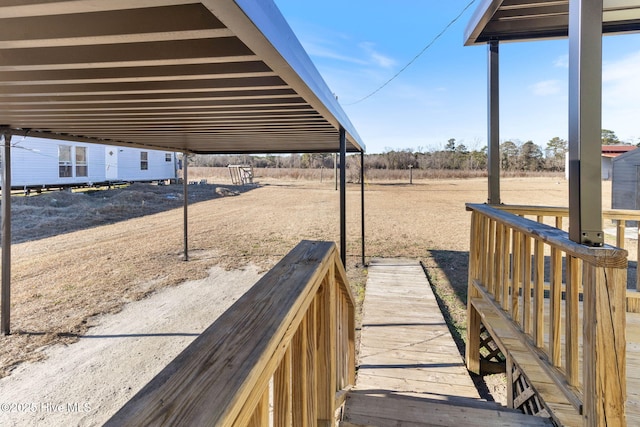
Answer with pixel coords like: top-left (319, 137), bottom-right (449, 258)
top-left (0, 170), bottom-right (618, 425)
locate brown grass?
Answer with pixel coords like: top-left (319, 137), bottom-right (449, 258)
top-left (0, 171), bottom-right (616, 385)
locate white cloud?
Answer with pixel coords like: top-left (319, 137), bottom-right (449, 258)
top-left (530, 80), bottom-right (562, 96)
top-left (304, 40), bottom-right (369, 65)
top-left (359, 42), bottom-right (396, 68)
top-left (601, 49), bottom-right (640, 141)
top-left (554, 54), bottom-right (569, 68)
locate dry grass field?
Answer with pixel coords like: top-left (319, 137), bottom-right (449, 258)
top-left (0, 168), bottom-right (618, 390)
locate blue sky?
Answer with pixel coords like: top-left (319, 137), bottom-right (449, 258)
top-left (273, 0), bottom-right (640, 154)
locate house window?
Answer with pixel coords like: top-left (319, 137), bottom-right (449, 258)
top-left (76, 146), bottom-right (88, 177)
top-left (140, 151), bottom-right (148, 170)
top-left (165, 153), bottom-right (172, 162)
top-left (59, 145), bottom-right (72, 177)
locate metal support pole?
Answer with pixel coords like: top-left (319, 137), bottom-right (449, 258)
top-left (334, 153), bottom-right (338, 191)
top-left (487, 40), bottom-right (501, 205)
top-left (568, 0), bottom-right (603, 246)
top-left (339, 128), bottom-right (347, 267)
top-left (183, 152), bottom-right (189, 261)
top-left (1, 133), bottom-right (11, 335)
top-left (360, 151), bottom-right (366, 266)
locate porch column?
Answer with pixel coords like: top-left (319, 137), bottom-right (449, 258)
top-left (339, 128), bottom-right (346, 267)
top-left (568, 0), bottom-right (603, 246)
top-left (487, 40), bottom-right (501, 205)
top-left (183, 152), bottom-right (189, 261)
top-left (1, 132), bottom-right (11, 335)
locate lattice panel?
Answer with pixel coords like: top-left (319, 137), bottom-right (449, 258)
top-left (480, 323), bottom-right (505, 363)
top-left (511, 362), bottom-right (551, 418)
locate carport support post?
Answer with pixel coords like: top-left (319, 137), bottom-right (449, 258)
top-left (487, 40), bottom-right (500, 205)
top-left (183, 152), bottom-right (189, 261)
top-left (361, 151), bottom-right (365, 266)
top-left (339, 128), bottom-right (347, 267)
top-left (568, 0), bottom-right (604, 246)
top-left (1, 133), bottom-right (11, 335)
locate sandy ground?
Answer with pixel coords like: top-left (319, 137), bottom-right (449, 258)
top-left (0, 265), bottom-right (261, 426)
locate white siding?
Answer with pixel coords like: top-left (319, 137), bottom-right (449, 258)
top-left (4, 137), bottom-right (176, 188)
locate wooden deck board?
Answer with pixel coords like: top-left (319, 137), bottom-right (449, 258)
top-left (354, 258), bottom-right (480, 401)
top-left (343, 258), bottom-right (553, 426)
top-left (627, 311), bottom-right (640, 424)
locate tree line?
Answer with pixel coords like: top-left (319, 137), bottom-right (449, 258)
top-left (190, 129), bottom-right (634, 172)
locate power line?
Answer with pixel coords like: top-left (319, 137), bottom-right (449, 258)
top-left (344, 0), bottom-right (477, 106)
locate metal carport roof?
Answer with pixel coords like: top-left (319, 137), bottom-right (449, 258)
top-left (0, 0), bottom-right (364, 154)
top-left (0, 0), bottom-right (366, 336)
top-left (465, 0), bottom-right (640, 45)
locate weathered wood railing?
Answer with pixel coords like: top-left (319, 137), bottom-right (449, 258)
top-left (497, 205), bottom-right (640, 292)
top-left (106, 240), bottom-right (356, 426)
top-left (466, 203), bottom-right (627, 427)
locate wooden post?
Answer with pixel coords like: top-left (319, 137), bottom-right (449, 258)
top-left (247, 389), bottom-right (269, 427)
top-left (582, 264), bottom-right (626, 426)
top-left (494, 223), bottom-right (504, 304)
top-left (500, 226), bottom-right (510, 311)
top-left (317, 267), bottom-right (337, 427)
top-left (274, 348), bottom-right (292, 427)
top-left (487, 219), bottom-right (496, 296)
top-left (549, 248), bottom-right (562, 367)
top-left (533, 239), bottom-right (544, 347)
top-left (565, 256), bottom-right (580, 387)
top-left (616, 219), bottom-right (625, 249)
top-left (1, 132), bottom-right (11, 335)
top-left (511, 231), bottom-right (522, 321)
top-left (293, 312), bottom-right (309, 427)
top-left (521, 235), bottom-right (532, 335)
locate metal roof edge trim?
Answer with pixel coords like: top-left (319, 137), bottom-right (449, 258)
top-left (230, 0), bottom-right (365, 152)
top-left (464, 0), bottom-right (503, 46)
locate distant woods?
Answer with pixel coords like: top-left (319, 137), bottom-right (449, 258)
top-left (188, 130), bottom-right (636, 174)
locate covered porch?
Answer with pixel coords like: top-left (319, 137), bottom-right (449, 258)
top-left (463, 0), bottom-right (640, 425)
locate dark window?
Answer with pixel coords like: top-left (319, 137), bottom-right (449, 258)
top-left (141, 152), bottom-right (148, 170)
top-left (165, 153), bottom-right (172, 162)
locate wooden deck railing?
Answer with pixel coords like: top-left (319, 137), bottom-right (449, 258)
top-left (466, 203), bottom-right (627, 426)
top-left (497, 205), bottom-right (640, 291)
top-left (105, 240), bottom-right (356, 427)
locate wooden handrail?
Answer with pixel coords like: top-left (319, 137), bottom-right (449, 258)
top-left (494, 204), bottom-right (640, 221)
top-left (466, 204), bottom-right (628, 427)
top-left (485, 204), bottom-right (640, 291)
top-left (105, 240), bottom-right (355, 426)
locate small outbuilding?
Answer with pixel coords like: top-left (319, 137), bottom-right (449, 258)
top-left (612, 147), bottom-right (640, 210)
top-left (603, 145), bottom-right (636, 180)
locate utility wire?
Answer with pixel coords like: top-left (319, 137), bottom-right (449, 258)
top-left (344, 0), bottom-right (477, 106)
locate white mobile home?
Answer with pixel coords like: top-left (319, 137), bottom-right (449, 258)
top-left (4, 137), bottom-right (177, 189)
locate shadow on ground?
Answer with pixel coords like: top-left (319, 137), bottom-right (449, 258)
top-left (5, 182), bottom-right (259, 244)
